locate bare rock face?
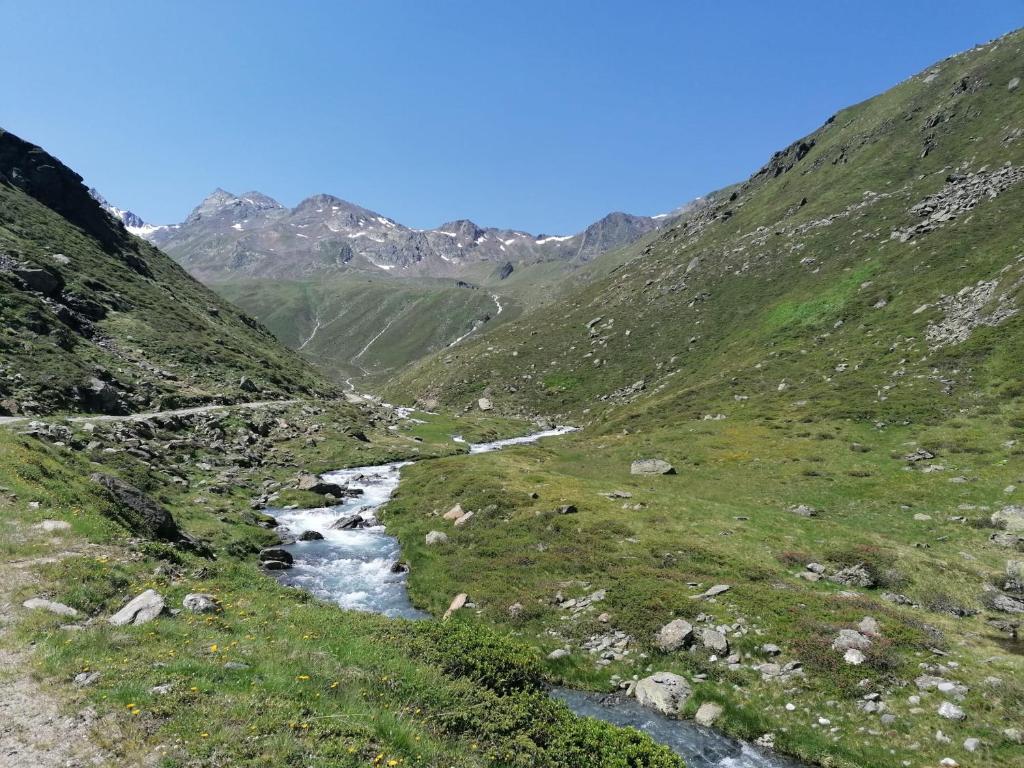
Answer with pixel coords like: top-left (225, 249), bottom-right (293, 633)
top-left (109, 589), bottom-right (164, 626)
top-left (634, 672), bottom-right (692, 717)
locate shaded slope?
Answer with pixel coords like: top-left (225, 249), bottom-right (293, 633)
top-left (0, 128), bottom-right (335, 415)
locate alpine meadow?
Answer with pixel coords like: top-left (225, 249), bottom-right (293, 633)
top-left (1, 6), bottom-right (1022, 768)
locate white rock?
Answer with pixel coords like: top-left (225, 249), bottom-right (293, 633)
top-left (634, 672), bottom-right (692, 717)
top-left (425, 530), bottom-right (449, 545)
top-left (23, 597), bottom-right (80, 618)
top-left (844, 649), bottom-right (867, 665)
top-left (694, 701), bottom-right (724, 727)
top-left (108, 589), bottom-right (164, 626)
top-left (937, 701), bottom-right (965, 721)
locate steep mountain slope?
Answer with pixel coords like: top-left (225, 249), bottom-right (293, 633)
top-left (390, 33), bottom-right (1024, 426)
top-left (149, 188), bottom-right (680, 282)
top-left (373, 31), bottom-right (1024, 768)
top-left (217, 275), bottom-right (505, 384)
top-left (0, 128), bottom-right (335, 415)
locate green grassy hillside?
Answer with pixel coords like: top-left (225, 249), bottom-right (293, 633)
top-left (0, 129), bottom-right (335, 415)
top-left (372, 30), bottom-right (1024, 768)
top-left (216, 276), bottom-right (510, 386)
top-left (388, 32), bottom-right (1024, 426)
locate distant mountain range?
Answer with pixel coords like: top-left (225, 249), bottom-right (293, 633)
top-left (94, 188), bottom-right (694, 282)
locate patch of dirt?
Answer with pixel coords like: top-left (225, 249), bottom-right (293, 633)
top-left (0, 549), bottom-right (122, 767)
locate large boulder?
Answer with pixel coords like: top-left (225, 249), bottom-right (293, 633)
top-left (109, 589), bottom-right (164, 626)
top-left (631, 459), bottom-right (676, 475)
top-left (259, 547), bottom-right (294, 566)
top-left (993, 506), bottom-right (1024, 533)
top-left (634, 672), bottom-right (692, 717)
top-left (12, 265), bottom-right (64, 296)
top-left (655, 619), bottom-right (694, 652)
top-left (296, 473), bottom-right (348, 497)
top-left (91, 473), bottom-right (186, 542)
top-left (79, 377), bottom-right (123, 414)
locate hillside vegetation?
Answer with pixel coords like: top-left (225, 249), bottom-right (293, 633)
top-left (389, 33), bottom-right (1024, 426)
top-left (216, 276), bottom-right (508, 386)
top-left (374, 31), bottom-right (1024, 768)
top-left (0, 129), bottom-right (335, 415)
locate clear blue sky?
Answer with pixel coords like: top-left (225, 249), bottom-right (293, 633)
top-left (3, 1), bottom-right (1021, 233)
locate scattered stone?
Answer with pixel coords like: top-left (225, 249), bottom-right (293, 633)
top-left (858, 616), bottom-right (881, 636)
top-left (442, 504), bottom-right (465, 521)
top-left (556, 504), bottom-right (578, 515)
top-left (1009, 77), bottom-right (1021, 91)
top-left (443, 592), bottom-right (468, 620)
top-left (34, 519), bottom-right (72, 532)
top-left (453, 511), bottom-right (475, 527)
top-left (477, 398), bottom-right (493, 411)
top-left (789, 504), bottom-right (819, 517)
top-left (630, 459), bottom-right (676, 475)
top-left (938, 701), bottom-right (966, 721)
top-left (655, 619), bottom-right (694, 652)
top-left (905, 449), bottom-right (935, 463)
top-left (547, 648), bottom-right (570, 660)
top-left (963, 737), bottom-right (980, 752)
top-left (73, 671), bottom-right (101, 687)
top-left (223, 662), bottom-right (249, 670)
top-left (829, 563), bottom-right (875, 588)
top-left (151, 683), bottom-right (174, 694)
top-left (761, 643), bottom-right (782, 656)
top-left (425, 530), bottom-right (449, 545)
top-left (844, 649), bottom-right (867, 665)
top-left (833, 629), bottom-right (872, 652)
top-left (692, 584), bottom-right (731, 600)
top-left (634, 672), bottom-right (692, 717)
top-left (109, 589), bottom-right (164, 626)
top-left (298, 530), bottom-right (324, 541)
top-left (699, 628), bottom-right (729, 654)
top-left (22, 597), bottom-right (80, 618)
top-left (993, 505), bottom-right (1024, 532)
top-left (182, 593), bottom-right (219, 613)
top-left (694, 701), bottom-right (724, 727)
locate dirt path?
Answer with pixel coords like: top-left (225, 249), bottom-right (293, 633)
top-left (0, 543), bottom-right (122, 767)
top-left (0, 398), bottom-right (303, 428)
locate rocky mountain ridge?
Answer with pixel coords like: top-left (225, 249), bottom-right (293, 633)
top-left (138, 187), bottom-right (695, 282)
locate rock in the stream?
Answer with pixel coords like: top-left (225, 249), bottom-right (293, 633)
top-left (634, 672), bottom-right (692, 717)
top-left (443, 592), bottom-right (468, 620)
top-left (182, 593), bottom-right (219, 613)
top-left (23, 597), bottom-right (80, 618)
top-left (630, 459), bottom-right (676, 475)
top-left (655, 619), bottom-right (694, 652)
top-left (259, 547), bottom-right (294, 568)
top-left (425, 530), bottom-right (449, 546)
top-left (330, 514), bottom-right (366, 530)
top-left (109, 589), bottom-right (164, 626)
top-left (298, 530), bottom-right (324, 541)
